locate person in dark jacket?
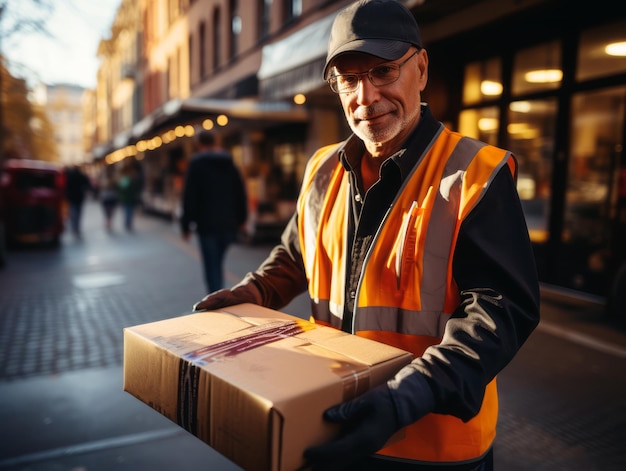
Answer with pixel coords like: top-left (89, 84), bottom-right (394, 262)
top-left (64, 165), bottom-right (93, 239)
top-left (180, 130), bottom-right (248, 293)
top-left (117, 160), bottom-right (142, 232)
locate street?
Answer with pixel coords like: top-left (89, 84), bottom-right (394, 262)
top-left (0, 199), bottom-right (625, 470)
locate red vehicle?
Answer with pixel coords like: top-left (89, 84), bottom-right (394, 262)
top-left (0, 159), bottom-right (65, 248)
top-left (0, 186), bottom-right (6, 267)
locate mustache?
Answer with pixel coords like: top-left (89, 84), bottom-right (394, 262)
top-left (353, 105), bottom-right (393, 121)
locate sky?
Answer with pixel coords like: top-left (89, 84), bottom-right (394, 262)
top-left (4, 0), bottom-right (122, 89)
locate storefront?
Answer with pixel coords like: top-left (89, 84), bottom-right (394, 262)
top-left (97, 0), bottom-right (626, 315)
top-left (424, 2), bottom-right (626, 312)
top-left (102, 97), bottom-right (309, 240)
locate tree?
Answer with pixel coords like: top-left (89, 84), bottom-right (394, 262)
top-left (0, 64), bottom-right (56, 161)
top-left (0, 0), bottom-right (55, 165)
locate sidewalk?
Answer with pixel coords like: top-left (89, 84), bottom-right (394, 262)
top-left (0, 200), bottom-right (252, 470)
top-left (1, 199), bottom-right (625, 470)
top-left (0, 366), bottom-right (243, 470)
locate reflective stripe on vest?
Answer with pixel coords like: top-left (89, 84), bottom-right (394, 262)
top-left (297, 127), bottom-right (516, 464)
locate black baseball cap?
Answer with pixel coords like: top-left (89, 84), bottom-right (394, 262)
top-left (324, 0), bottom-right (423, 79)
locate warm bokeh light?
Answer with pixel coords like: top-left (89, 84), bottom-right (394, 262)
top-left (217, 114), bottom-right (229, 126)
top-left (524, 69), bottom-right (563, 83)
top-left (605, 41), bottom-right (626, 56)
top-left (293, 93), bottom-right (306, 104)
top-left (480, 80), bottom-right (503, 96)
top-left (507, 122), bottom-right (539, 139)
top-left (478, 118), bottom-right (498, 132)
top-left (509, 101), bottom-right (532, 113)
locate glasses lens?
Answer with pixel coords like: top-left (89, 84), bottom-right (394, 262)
top-left (329, 74), bottom-right (358, 93)
top-left (369, 64), bottom-right (400, 86)
top-left (328, 59), bottom-right (405, 93)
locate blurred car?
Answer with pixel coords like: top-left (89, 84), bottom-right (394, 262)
top-left (0, 187), bottom-right (6, 268)
top-left (0, 158), bottom-right (65, 248)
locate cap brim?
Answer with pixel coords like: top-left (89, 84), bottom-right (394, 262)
top-left (324, 40), bottom-right (411, 78)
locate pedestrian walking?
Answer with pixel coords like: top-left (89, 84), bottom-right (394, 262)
top-left (192, 1), bottom-right (540, 470)
top-left (63, 164), bottom-right (93, 239)
top-left (180, 130), bottom-right (248, 294)
top-left (98, 167), bottom-right (119, 231)
top-left (117, 160), bottom-right (141, 232)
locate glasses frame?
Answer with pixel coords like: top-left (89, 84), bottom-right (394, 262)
top-left (327, 49), bottom-right (420, 94)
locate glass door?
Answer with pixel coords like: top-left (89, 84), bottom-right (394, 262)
top-left (558, 86), bottom-right (626, 295)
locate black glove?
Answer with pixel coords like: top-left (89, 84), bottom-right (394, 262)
top-left (303, 384), bottom-right (399, 471)
top-left (192, 278), bottom-right (262, 312)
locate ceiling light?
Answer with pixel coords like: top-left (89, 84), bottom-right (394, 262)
top-left (478, 118), bottom-right (498, 132)
top-left (509, 101), bottom-right (532, 113)
top-left (480, 80), bottom-right (503, 96)
top-left (524, 69), bottom-right (562, 83)
top-left (605, 41), bottom-right (626, 56)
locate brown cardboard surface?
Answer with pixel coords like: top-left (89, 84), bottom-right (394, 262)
top-left (123, 303), bottom-right (412, 471)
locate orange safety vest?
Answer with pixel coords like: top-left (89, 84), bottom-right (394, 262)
top-left (297, 125), bottom-right (517, 465)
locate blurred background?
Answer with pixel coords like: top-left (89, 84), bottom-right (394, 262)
top-left (1, 0), bottom-right (626, 317)
top-left (0, 1), bottom-right (625, 470)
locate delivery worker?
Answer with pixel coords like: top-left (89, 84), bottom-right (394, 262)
top-left (192, 0), bottom-right (540, 469)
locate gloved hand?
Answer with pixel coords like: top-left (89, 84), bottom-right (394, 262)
top-left (192, 279), bottom-right (262, 312)
top-left (303, 384), bottom-right (400, 471)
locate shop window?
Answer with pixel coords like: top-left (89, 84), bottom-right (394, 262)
top-left (284, 0), bottom-right (302, 23)
top-left (462, 58), bottom-right (501, 105)
top-left (458, 107), bottom-right (499, 146)
top-left (199, 22), bottom-right (207, 78)
top-left (560, 86), bottom-right (626, 294)
top-left (512, 40), bottom-right (562, 96)
top-left (230, 0), bottom-right (240, 59)
top-left (274, 143), bottom-right (303, 200)
top-left (258, 0), bottom-right (271, 40)
top-left (577, 19), bottom-right (626, 82)
top-left (213, 7), bottom-right (221, 70)
top-left (507, 99), bottom-right (557, 244)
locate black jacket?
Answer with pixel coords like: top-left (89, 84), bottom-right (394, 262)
top-left (180, 151), bottom-right (248, 235)
top-left (237, 104), bottom-right (540, 423)
top-left (65, 168), bottom-right (92, 204)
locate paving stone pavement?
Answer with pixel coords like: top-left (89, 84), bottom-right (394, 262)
top-left (0, 204), bottom-right (199, 381)
top-left (1, 198), bottom-right (625, 471)
top-left (0, 200), bottom-right (306, 382)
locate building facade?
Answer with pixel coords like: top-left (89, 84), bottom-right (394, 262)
top-left (35, 84), bottom-right (86, 166)
top-left (92, 0), bottom-right (626, 314)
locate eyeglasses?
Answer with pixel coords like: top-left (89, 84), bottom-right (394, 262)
top-left (327, 50), bottom-right (419, 94)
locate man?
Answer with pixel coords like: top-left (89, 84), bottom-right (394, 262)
top-left (181, 130), bottom-right (248, 293)
top-left (64, 165), bottom-right (93, 239)
top-left (192, 1), bottom-right (540, 469)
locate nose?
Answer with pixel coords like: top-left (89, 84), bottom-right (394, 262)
top-left (355, 74), bottom-right (380, 105)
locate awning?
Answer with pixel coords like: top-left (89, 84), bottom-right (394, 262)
top-left (92, 142), bottom-right (113, 160)
top-left (130, 97), bottom-right (309, 141)
top-left (258, 13), bottom-right (336, 100)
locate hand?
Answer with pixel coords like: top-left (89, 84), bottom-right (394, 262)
top-left (303, 384), bottom-right (399, 471)
top-left (192, 282), bottom-right (261, 312)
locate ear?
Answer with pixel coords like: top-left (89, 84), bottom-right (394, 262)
top-left (417, 49), bottom-right (429, 91)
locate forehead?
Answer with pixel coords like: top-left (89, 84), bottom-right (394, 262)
top-left (331, 52), bottom-right (387, 73)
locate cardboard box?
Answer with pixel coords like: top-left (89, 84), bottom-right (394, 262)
top-left (123, 303), bottom-right (412, 471)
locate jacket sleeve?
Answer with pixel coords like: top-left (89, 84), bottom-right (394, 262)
top-left (389, 166), bottom-right (541, 423)
top-left (180, 160), bottom-right (198, 234)
top-left (233, 166), bottom-right (248, 226)
top-left (237, 213), bottom-right (309, 310)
